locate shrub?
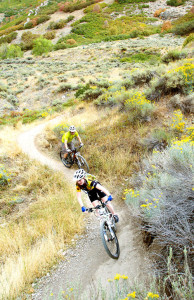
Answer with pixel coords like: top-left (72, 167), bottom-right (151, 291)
top-left (21, 31), bottom-right (40, 50)
top-left (32, 37), bottom-right (53, 56)
top-left (161, 49), bottom-right (187, 63)
top-left (43, 31), bottom-right (56, 40)
top-left (0, 43), bottom-right (23, 59)
top-left (0, 164), bottom-right (11, 186)
top-left (167, 0), bottom-right (186, 6)
top-left (161, 20), bottom-right (172, 32)
top-left (131, 69), bottom-right (155, 85)
top-left (80, 87), bottom-right (103, 101)
top-left (24, 21), bottom-right (34, 29)
top-left (6, 44), bottom-right (23, 59)
top-left (124, 91), bottom-right (155, 123)
top-left (168, 63), bottom-right (194, 94)
top-left (170, 109), bottom-right (186, 134)
top-left (0, 32), bottom-right (17, 45)
top-left (37, 15), bottom-right (50, 25)
top-left (154, 8), bottom-right (165, 17)
top-left (125, 136), bottom-right (194, 262)
top-left (182, 33), bottom-right (194, 48)
top-left (56, 83), bottom-right (74, 92)
top-left (66, 39), bottom-right (77, 45)
top-left (146, 63), bottom-right (194, 100)
top-left (172, 20), bottom-right (194, 35)
top-left (67, 15), bottom-right (75, 22)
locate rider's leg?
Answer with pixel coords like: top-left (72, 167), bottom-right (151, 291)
top-left (101, 196), bottom-right (116, 215)
top-left (62, 142), bottom-right (72, 159)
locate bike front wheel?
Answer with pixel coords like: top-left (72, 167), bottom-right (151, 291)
top-left (100, 220), bottom-right (120, 259)
top-left (60, 151), bottom-right (72, 168)
top-left (76, 154), bottom-right (89, 172)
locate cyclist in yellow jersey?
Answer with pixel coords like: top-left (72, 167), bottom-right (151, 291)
top-left (62, 125), bottom-right (83, 159)
top-left (73, 169), bottom-right (119, 223)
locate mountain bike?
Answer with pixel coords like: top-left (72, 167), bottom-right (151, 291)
top-left (87, 200), bottom-right (120, 259)
top-left (60, 145), bottom-right (89, 172)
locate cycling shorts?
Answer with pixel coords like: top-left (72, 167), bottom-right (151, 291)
top-left (61, 142), bottom-right (74, 153)
top-left (87, 188), bottom-right (106, 202)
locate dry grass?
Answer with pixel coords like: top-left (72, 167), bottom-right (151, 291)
top-left (0, 124), bottom-right (84, 299)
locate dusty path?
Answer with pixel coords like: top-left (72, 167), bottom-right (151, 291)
top-left (17, 117), bottom-right (151, 299)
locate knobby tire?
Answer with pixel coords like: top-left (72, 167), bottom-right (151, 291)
top-left (100, 220), bottom-right (120, 259)
top-left (60, 151), bottom-right (72, 168)
top-left (76, 154), bottom-right (89, 172)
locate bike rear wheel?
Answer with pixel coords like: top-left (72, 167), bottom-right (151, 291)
top-left (76, 154), bottom-right (89, 172)
top-left (100, 220), bottom-right (120, 259)
top-left (60, 151), bottom-right (72, 168)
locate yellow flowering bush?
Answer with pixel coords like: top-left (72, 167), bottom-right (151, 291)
top-left (170, 109), bottom-right (185, 133)
top-left (0, 164), bottom-right (11, 186)
top-left (124, 92), bottom-right (155, 123)
top-left (168, 63), bottom-right (194, 93)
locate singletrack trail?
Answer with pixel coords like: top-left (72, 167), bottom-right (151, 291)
top-left (17, 117), bottom-right (151, 300)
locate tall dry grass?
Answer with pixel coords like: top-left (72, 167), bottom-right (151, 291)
top-left (0, 126), bottom-right (84, 299)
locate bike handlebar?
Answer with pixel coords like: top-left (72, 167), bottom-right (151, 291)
top-left (69, 145), bottom-right (83, 153)
top-left (86, 200), bottom-right (109, 212)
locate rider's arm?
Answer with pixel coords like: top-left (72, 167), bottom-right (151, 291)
top-left (95, 183), bottom-right (110, 197)
top-left (77, 191), bottom-right (84, 207)
top-left (77, 134), bottom-right (82, 144)
top-left (64, 139), bottom-right (68, 149)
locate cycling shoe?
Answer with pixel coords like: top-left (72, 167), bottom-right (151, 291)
top-left (113, 215), bottom-right (119, 223)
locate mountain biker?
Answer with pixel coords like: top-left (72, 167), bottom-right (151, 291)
top-left (62, 125), bottom-right (83, 159)
top-left (73, 169), bottom-right (119, 223)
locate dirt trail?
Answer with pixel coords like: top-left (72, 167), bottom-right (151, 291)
top-left (17, 116), bottom-right (151, 299)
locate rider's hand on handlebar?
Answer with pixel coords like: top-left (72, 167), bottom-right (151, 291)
top-left (80, 143), bottom-right (84, 147)
top-left (108, 195), bottom-right (113, 201)
top-left (67, 148), bottom-right (71, 153)
top-left (81, 206), bottom-right (86, 212)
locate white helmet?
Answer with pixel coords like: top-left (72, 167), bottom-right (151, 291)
top-left (73, 169), bottom-right (86, 181)
top-left (69, 125), bottom-right (76, 133)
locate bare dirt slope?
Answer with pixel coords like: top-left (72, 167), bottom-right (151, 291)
top-left (17, 116), bottom-right (151, 300)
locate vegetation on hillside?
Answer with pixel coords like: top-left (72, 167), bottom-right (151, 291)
top-left (0, 0), bottom-right (193, 299)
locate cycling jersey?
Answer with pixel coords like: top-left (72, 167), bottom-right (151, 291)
top-left (76, 179), bottom-right (98, 193)
top-left (76, 179), bottom-right (106, 202)
top-left (62, 131), bottom-right (78, 143)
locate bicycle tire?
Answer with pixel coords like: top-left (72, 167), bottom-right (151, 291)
top-left (76, 154), bottom-right (89, 172)
top-left (100, 220), bottom-right (120, 259)
top-left (60, 151), bottom-right (72, 168)
top-left (105, 207), bottom-right (117, 233)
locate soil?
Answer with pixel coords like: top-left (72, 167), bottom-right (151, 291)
top-left (17, 116), bottom-right (151, 299)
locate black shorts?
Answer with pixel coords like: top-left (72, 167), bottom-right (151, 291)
top-left (88, 188), bottom-right (106, 202)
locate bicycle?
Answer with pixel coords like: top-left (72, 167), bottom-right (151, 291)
top-left (86, 200), bottom-right (120, 259)
top-left (60, 145), bottom-right (89, 172)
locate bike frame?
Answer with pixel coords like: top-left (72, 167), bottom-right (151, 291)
top-left (87, 201), bottom-right (116, 235)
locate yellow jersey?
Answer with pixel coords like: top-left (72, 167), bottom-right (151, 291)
top-left (62, 131), bottom-right (78, 143)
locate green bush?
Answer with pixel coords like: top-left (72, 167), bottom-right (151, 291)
top-left (117, 0), bottom-right (156, 3)
top-left (162, 49), bottom-right (187, 63)
top-left (0, 31), bottom-right (17, 45)
top-left (48, 19), bottom-right (67, 30)
top-left (32, 37), bottom-right (53, 56)
top-left (0, 43), bottom-right (23, 59)
top-left (21, 31), bottom-right (40, 50)
top-left (124, 91), bottom-right (155, 123)
top-left (172, 20), bottom-right (194, 35)
top-left (6, 44), bottom-right (23, 59)
top-left (167, 0), bottom-right (186, 6)
top-left (183, 33), bottom-right (194, 48)
top-left (43, 31), bottom-right (56, 40)
top-left (37, 15), bottom-right (50, 25)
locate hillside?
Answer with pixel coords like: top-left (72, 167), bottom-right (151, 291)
top-left (0, 1), bottom-right (194, 299)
